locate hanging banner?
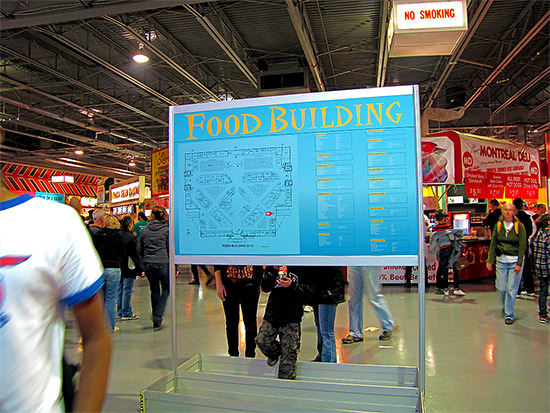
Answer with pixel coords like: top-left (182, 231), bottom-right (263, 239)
top-left (464, 170), bottom-right (487, 198)
top-left (425, 131), bottom-right (541, 185)
top-left (170, 86), bottom-right (423, 265)
top-left (486, 172), bottom-right (505, 199)
top-left (151, 147), bottom-right (169, 196)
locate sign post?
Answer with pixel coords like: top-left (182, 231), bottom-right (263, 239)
top-left (169, 85), bottom-right (425, 394)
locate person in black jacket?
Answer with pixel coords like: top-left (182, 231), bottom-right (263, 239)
top-left (296, 266), bottom-right (344, 363)
top-left (117, 215), bottom-right (144, 321)
top-left (140, 206), bottom-right (170, 329)
top-left (482, 199), bottom-right (502, 233)
top-left (214, 265), bottom-right (263, 358)
top-left (256, 266), bottom-right (313, 379)
top-left (91, 214), bottom-right (126, 333)
top-left (513, 198), bottom-right (535, 296)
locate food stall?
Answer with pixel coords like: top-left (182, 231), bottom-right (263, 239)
top-left (413, 130), bottom-right (542, 283)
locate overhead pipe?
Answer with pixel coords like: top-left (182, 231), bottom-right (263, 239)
top-left (286, 0), bottom-right (325, 92)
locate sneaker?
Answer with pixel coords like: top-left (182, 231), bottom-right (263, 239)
top-left (188, 280), bottom-right (200, 285)
top-left (342, 335), bottom-right (364, 344)
top-left (443, 289), bottom-right (450, 296)
top-left (435, 288), bottom-right (445, 295)
top-left (521, 291), bottom-right (536, 297)
top-left (516, 294), bottom-right (521, 299)
top-left (205, 275), bottom-right (214, 286)
top-left (111, 326), bottom-right (120, 334)
top-left (504, 317), bottom-right (514, 325)
top-left (453, 289), bottom-right (466, 296)
top-left (116, 315), bottom-right (122, 320)
top-left (266, 356), bottom-right (279, 367)
top-left (121, 314), bottom-right (139, 321)
top-left (153, 321), bottom-right (162, 329)
top-left (539, 316), bottom-right (549, 324)
top-left (379, 330), bottom-right (392, 340)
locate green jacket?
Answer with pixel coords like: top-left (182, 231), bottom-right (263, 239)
top-left (487, 216), bottom-right (527, 266)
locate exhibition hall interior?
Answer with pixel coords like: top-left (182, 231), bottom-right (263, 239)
top-left (0, 1), bottom-right (549, 412)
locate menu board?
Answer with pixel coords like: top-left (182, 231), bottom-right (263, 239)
top-left (171, 86), bottom-right (421, 265)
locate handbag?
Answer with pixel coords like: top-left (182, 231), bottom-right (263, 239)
top-left (454, 255), bottom-right (470, 271)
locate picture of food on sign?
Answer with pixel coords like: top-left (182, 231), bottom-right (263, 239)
top-left (479, 245), bottom-right (489, 263)
top-left (463, 246), bottom-right (475, 264)
top-left (422, 141), bottom-right (448, 183)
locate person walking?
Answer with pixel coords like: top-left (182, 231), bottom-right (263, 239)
top-left (132, 211), bottom-right (149, 240)
top-left (532, 214), bottom-right (550, 323)
top-left (429, 211), bottom-right (465, 296)
top-left (117, 215), bottom-right (144, 321)
top-left (214, 265), bottom-right (263, 358)
top-left (342, 266), bottom-right (397, 344)
top-left (513, 198), bottom-right (535, 297)
top-left (189, 264), bottom-right (214, 286)
top-left (140, 206), bottom-right (169, 329)
top-left (91, 214), bottom-right (126, 333)
top-left (486, 203), bottom-right (527, 325)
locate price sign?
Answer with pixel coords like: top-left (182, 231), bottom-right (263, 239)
top-left (464, 170), bottom-right (487, 198)
top-left (486, 172), bottom-right (505, 199)
top-left (505, 174), bottom-right (522, 198)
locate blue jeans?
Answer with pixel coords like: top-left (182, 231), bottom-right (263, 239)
top-left (347, 266), bottom-right (395, 337)
top-left (313, 304), bottom-right (337, 363)
top-left (102, 268), bottom-right (121, 331)
top-left (495, 260), bottom-right (523, 319)
top-left (117, 277), bottom-right (136, 318)
top-left (144, 263), bottom-right (170, 324)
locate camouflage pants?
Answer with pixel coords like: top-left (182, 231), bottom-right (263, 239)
top-left (256, 320), bottom-right (301, 380)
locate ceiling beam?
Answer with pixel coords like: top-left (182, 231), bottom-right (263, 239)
top-left (1, 117), bottom-right (145, 158)
top-left (490, 66), bottom-right (550, 121)
top-left (0, 0), bottom-right (207, 31)
top-left (463, 10), bottom-right (550, 109)
top-left (425, 0), bottom-right (493, 108)
top-left (285, 0), bottom-right (325, 92)
top-left (0, 95), bottom-right (157, 151)
top-left (0, 45), bottom-right (168, 126)
top-left (103, 15), bottom-right (221, 101)
top-left (34, 27), bottom-right (177, 106)
top-left (183, 4), bottom-right (257, 88)
top-left (0, 75), bottom-right (150, 140)
top-left (376, 0), bottom-right (389, 87)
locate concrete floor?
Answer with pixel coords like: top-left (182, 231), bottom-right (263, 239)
top-left (65, 268), bottom-right (549, 412)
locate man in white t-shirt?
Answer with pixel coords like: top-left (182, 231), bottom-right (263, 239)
top-left (0, 126), bottom-right (112, 412)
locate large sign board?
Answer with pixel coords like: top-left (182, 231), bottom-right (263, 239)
top-left (170, 86), bottom-right (422, 265)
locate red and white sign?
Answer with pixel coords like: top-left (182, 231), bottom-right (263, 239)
top-left (505, 175), bottom-right (523, 198)
top-left (464, 170), bottom-right (487, 198)
top-left (395, 1), bottom-right (466, 30)
top-left (522, 175), bottom-right (539, 199)
top-left (110, 176), bottom-right (145, 205)
top-left (486, 172), bottom-right (505, 199)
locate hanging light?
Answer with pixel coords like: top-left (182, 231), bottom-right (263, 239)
top-left (74, 149), bottom-right (84, 155)
top-left (132, 43), bottom-right (149, 63)
top-left (128, 159), bottom-right (136, 167)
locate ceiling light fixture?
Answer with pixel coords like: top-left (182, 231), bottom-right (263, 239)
top-left (128, 159), bottom-right (136, 167)
top-left (133, 43), bottom-right (149, 63)
top-left (74, 149), bottom-right (84, 155)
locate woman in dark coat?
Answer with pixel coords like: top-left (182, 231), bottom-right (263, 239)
top-left (214, 265), bottom-right (263, 358)
top-left (117, 215), bottom-right (144, 320)
top-left (295, 266), bottom-right (345, 363)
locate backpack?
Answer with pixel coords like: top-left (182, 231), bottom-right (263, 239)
top-left (496, 220), bottom-right (519, 234)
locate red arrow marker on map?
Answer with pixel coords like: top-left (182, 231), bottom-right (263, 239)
top-left (265, 211), bottom-right (273, 216)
